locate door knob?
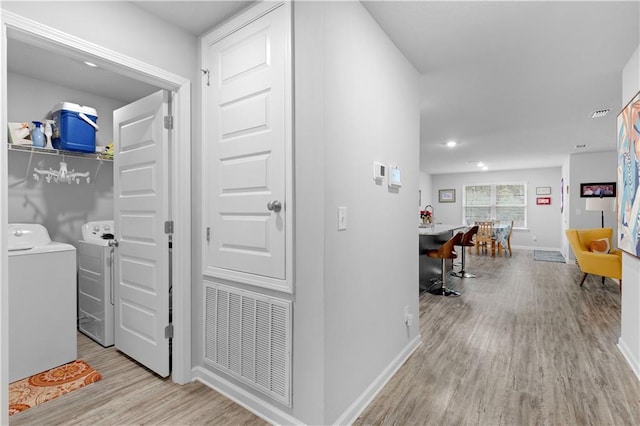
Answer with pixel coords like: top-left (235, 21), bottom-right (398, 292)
top-left (267, 200), bottom-right (282, 213)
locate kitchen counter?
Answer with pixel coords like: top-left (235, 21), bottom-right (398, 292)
top-left (418, 224), bottom-right (466, 236)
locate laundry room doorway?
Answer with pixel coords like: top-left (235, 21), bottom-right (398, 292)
top-left (0, 9), bottom-right (192, 404)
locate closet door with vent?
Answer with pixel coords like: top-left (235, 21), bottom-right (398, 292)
top-left (201, 1), bottom-right (293, 294)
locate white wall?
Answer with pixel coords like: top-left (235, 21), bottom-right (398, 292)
top-left (431, 167), bottom-right (562, 249)
top-left (292, 2), bottom-right (327, 421)
top-left (419, 170), bottom-right (432, 212)
top-left (322, 2), bottom-right (420, 422)
top-left (619, 44), bottom-right (640, 380)
top-left (293, 2), bottom-right (421, 424)
top-left (561, 156), bottom-right (571, 259)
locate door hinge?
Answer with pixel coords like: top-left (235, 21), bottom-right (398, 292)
top-left (201, 68), bottom-right (210, 86)
top-left (206, 227), bottom-right (211, 243)
top-left (164, 115), bottom-right (173, 130)
top-left (164, 323), bottom-right (174, 339)
top-left (164, 220), bottom-right (174, 234)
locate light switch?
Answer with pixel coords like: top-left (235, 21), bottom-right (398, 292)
top-left (338, 206), bottom-right (347, 231)
top-left (373, 161), bottom-right (385, 181)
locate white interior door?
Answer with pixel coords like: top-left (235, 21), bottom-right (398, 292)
top-left (202, 4), bottom-right (290, 285)
top-left (113, 90), bottom-right (170, 377)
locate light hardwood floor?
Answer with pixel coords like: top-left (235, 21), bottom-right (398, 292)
top-left (10, 331), bottom-right (267, 425)
top-left (356, 250), bottom-right (640, 425)
top-left (10, 250), bottom-right (640, 425)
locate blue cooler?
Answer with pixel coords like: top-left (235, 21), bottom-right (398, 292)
top-left (50, 102), bottom-right (99, 153)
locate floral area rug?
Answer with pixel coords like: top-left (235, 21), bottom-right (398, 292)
top-left (9, 360), bottom-right (102, 416)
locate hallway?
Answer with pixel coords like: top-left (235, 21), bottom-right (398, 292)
top-left (356, 250), bottom-right (640, 425)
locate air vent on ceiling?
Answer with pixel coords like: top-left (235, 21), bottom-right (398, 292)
top-left (590, 109), bottom-right (610, 118)
top-left (575, 144), bottom-right (587, 149)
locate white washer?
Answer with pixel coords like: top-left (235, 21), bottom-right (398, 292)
top-left (8, 223), bottom-right (77, 382)
top-left (78, 220), bottom-right (115, 347)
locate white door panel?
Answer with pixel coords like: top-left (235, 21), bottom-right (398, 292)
top-left (203, 4), bottom-right (290, 286)
top-left (114, 90), bottom-right (170, 377)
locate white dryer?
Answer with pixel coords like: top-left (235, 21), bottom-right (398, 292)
top-left (8, 223), bottom-right (77, 382)
top-left (78, 220), bottom-right (115, 347)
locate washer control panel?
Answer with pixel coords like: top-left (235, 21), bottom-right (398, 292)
top-left (82, 220), bottom-right (115, 242)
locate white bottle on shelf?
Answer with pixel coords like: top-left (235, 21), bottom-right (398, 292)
top-left (31, 121), bottom-right (45, 148)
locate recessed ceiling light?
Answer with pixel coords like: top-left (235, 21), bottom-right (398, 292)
top-left (446, 140), bottom-right (457, 148)
top-left (477, 162), bottom-right (485, 168)
top-left (590, 109), bottom-right (609, 118)
top-left (482, 166), bottom-right (488, 171)
top-left (83, 61), bottom-right (98, 68)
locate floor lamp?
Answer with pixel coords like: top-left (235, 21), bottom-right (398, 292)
top-left (585, 197), bottom-right (616, 228)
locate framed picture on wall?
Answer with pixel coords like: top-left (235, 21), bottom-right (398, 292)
top-left (536, 186), bottom-right (551, 195)
top-left (579, 182), bottom-right (616, 198)
top-left (438, 189), bottom-right (455, 203)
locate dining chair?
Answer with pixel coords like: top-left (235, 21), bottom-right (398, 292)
top-left (496, 220), bottom-right (514, 257)
top-left (475, 221), bottom-right (494, 255)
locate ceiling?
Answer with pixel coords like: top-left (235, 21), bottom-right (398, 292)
top-left (131, 1), bottom-right (255, 36)
top-left (7, 39), bottom-right (160, 104)
top-left (6, 1), bottom-right (253, 104)
top-left (7, 1), bottom-right (639, 175)
top-left (362, 1), bottom-right (639, 174)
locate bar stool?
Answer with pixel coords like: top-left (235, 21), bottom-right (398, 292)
top-left (451, 225), bottom-right (478, 278)
top-left (426, 231), bottom-right (464, 296)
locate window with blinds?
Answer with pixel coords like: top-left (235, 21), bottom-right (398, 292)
top-left (463, 183), bottom-right (527, 227)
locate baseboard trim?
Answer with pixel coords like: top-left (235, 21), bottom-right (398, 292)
top-left (193, 366), bottom-right (301, 425)
top-left (332, 334), bottom-right (422, 425)
top-left (617, 337), bottom-right (640, 381)
top-left (513, 245), bottom-right (562, 252)
top-left (194, 334), bottom-right (422, 425)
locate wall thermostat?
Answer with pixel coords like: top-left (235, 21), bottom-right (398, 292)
top-left (388, 165), bottom-right (401, 187)
top-left (373, 161), bottom-right (386, 181)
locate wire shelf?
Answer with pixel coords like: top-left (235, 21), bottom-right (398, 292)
top-left (8, 143), bottom-right (112, 161)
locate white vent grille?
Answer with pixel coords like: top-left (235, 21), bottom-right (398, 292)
top-left (204, 283), bottom-right (291, 406)
top-left (590, 109), bottom-right (610, 118)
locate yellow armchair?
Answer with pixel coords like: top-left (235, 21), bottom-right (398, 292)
top-left (565, 228), bottom-right (622, 289)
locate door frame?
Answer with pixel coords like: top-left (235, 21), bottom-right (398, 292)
top-left (0, 8), bottom-right (193, 403)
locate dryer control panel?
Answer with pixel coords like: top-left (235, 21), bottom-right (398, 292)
top-left (81, 220), bottom-right (115, 242)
